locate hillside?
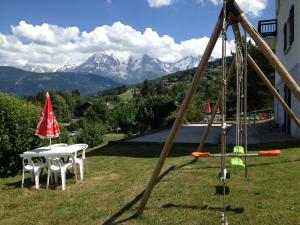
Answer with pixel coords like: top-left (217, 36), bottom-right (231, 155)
top-left (0, 66), bottom-right (121, 96)
top-left (155, 53), bottom-right (275, 115)
top-left (99, 49), bottom-right (275, 117)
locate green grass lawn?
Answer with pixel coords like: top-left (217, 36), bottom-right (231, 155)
top-left (0, 141), bottom-right (300, 225)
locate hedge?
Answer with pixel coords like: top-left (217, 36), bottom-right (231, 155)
top-left (0, 93), bottom-right (45, 175)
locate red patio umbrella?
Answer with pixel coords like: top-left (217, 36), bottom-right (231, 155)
top-left (35, 92), bottom-right (60, 148)
top-left (207, 102), bottom-right (212, 114)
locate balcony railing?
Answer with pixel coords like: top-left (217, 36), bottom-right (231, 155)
top-left (258, 19), bottom-right (277, 37)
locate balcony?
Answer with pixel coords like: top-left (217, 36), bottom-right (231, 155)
top-left (258, 19), bottom-right (277, 50)
top-left (258, 19), bottom-right (277, 37)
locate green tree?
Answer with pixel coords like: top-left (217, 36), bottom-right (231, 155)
top-left (170, 82), bottom-right (189, 102)
top-left (86, 98), bottom-right (109, 123)
top-left (61, 91), bottom-right (77, 115)
top-left (225, 41), bottom-right (275, 116)
top-left (140, 80), bottom-right (155, 97)
top-left (137, 95), bottom-right (177, 130)
top-left (114, 101), bottom-right (138, 135)
top-left (247, 40), bottom-right (275, 111)
top-left (49, 91), bottom-right (72, 123)
top-left (186, 95), bottom-right (205, 122)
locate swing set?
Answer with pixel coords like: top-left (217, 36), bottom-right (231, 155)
top-left (136, 0), bottom-right (300, 224)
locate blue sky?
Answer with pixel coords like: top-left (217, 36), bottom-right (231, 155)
top-left (0, 0), bottom-right (274, 68)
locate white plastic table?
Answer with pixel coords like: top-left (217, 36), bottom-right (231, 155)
top-left (20, 144), bottom-right (87, 188)
top-left (23, 145), bottom-right (86, 156)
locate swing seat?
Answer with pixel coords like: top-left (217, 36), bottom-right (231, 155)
top-left (231, 158), bottom-right (245, 168)
top-left (259, 150), bottom-right (281, 156)
top-left (233, 146), bottom-right (244, 154)
top-left (192, 152), bottom-right (211, 158)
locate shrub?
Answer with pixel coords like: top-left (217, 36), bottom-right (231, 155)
top-left (0, 93), bottom-right (45, 175)
top-left (68, 120), bottom-right (81, 131)
top-left (77, 120), bottom-right (105, 147)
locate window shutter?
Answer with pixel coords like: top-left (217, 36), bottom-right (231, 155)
top-left (284, 23), bottom-right (287, 51)
top-left (289, 5), bottom-right (294, 45)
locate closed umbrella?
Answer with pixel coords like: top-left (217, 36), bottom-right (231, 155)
top-left (35, 92), bottom-right (60, 149)
top-left (207, 102), bottom-right (212, 114)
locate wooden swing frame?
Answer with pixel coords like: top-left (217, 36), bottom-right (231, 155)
top-left (137, 0), bottom-right (300, 215)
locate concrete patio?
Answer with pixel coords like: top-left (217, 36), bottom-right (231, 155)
top-left (126, 120), bottom-right (298, 145)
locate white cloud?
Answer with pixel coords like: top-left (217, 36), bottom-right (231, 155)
top-left (237, 0), bottom-right (268, 17)
top-left (11, 21), bottom-right (79, 45)
top-left (148, 0), bottom-right (174, 8)
top-left (208, 0), bottom-right (268, 17)
top-left (210, 0), bottom-right (220, 6)
top-left (146, 0), bottom-right (267, 17)
top-left (0, 21), bottom-right (235, 69)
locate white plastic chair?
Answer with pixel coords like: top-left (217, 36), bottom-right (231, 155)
top-left (50, 143), bottom-right (68, 162)
top-left (20, 154), bottom-right (45, 189)
top-left (46, 155), bottom-right (76, 190)
top-left (68, 144), bottom-right (88, 181)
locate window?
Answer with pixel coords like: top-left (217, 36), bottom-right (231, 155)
top-left (288, 5), bottom-right (294, 45)
top-left (283, 23), bottom-right (287, 51)
top-left (284, 5), bottom-right (294, 53)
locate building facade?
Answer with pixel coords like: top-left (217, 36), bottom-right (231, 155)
top-left (274, 0), bottom-right (300, 137)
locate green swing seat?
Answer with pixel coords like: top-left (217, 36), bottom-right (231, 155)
top-left (231, 146), bottom-right (245, 168)
top-left (233, 145), bottom-right (244, 154)
top-left (231, 158), bottom-right (245, 168)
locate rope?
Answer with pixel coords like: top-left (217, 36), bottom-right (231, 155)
top-left (234, 28), bottom-right (249, 180)
top-left (235, 36), bottom-right (244, 146)
top-left (220, 4), bottom-right (249, 224)
top-left (235, 44), bottom-right (241, 147)
top-left (243, 30), bottom-right (248, 178)
top-left (221, 0), bottom-right (228, 224)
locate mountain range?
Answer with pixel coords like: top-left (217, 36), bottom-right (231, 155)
top-left (0, 53), bottom-right (215, 96)
top-left (23, 53), bottom-right (208, 84)
top-left (0, 66), bottom-right (120, 96)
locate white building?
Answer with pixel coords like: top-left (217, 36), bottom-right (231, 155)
top-left (259, 0), bottom-right (300, 137)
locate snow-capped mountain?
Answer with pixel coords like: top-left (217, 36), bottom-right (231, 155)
top-left (67, 53), bottom-right (203, 83)
top-left (173, 56), bottom-right (201, 71)
top-left (126, 54), bottom-right (173, 82)
top-left (56, 64), bottom-right (78, 72)
top-left (72, 53), bottom-right (127, 79)
top-left (22, 53), bottom-right (208, 84)
top-left (23, 64), bottom-right (55, 73)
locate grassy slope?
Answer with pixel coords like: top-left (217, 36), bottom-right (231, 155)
top-left (0, 141), bottom-right (299, 225)
top-left (119, 89), bottom-right (134, 101)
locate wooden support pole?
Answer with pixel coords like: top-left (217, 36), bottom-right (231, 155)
top-left (136, 17), bottom-right (223, 215)
top-left (197, 59), bottom-right (236, 152)
top-left (231, 23), bottom-right (300, 128)
top-left (237, 12), bottom-right (300, 102)
top-left (247, 55), bottom-right (300, 128)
